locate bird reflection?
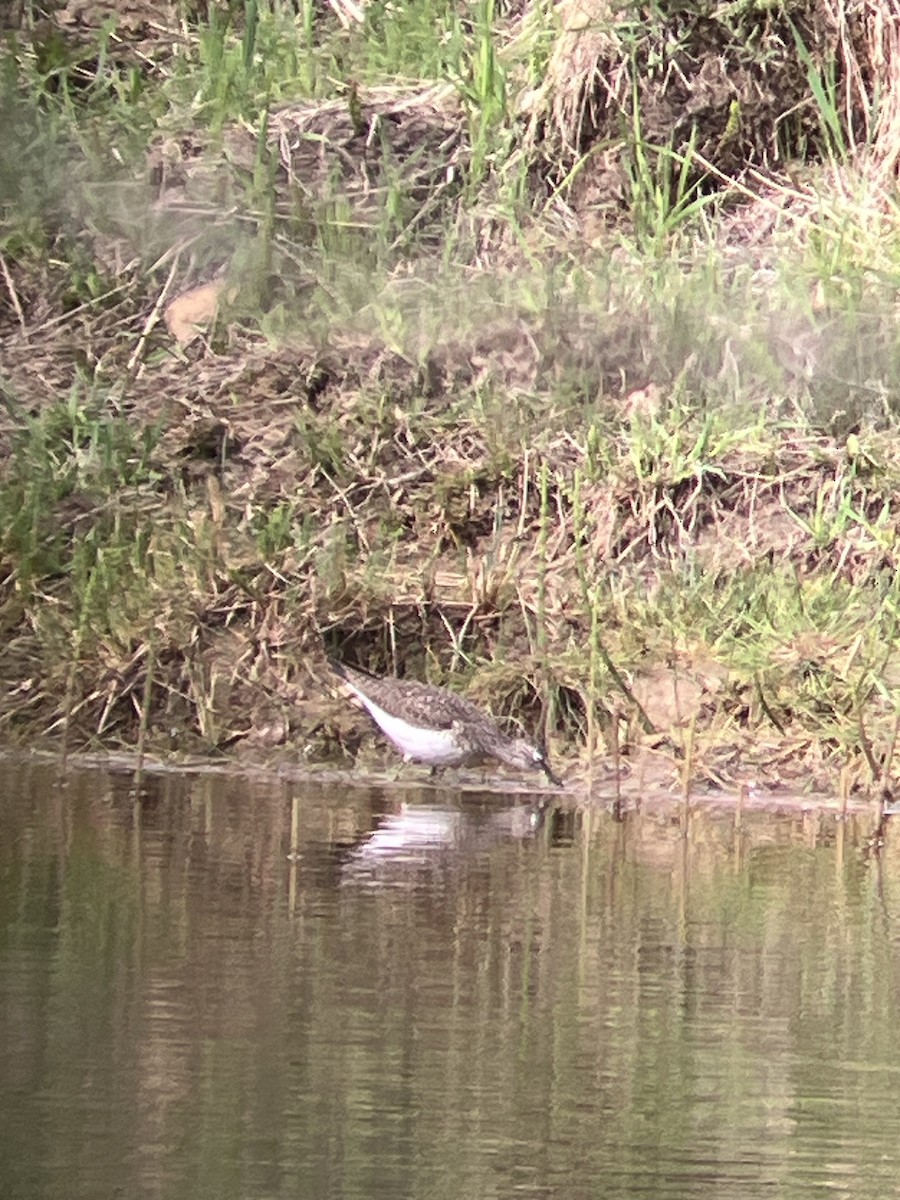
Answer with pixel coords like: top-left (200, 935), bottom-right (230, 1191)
top-left (339, 795), bottom-right (553, 889)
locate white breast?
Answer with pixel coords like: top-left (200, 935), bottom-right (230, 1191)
top-left (355, 693), bottom-right (465, 765)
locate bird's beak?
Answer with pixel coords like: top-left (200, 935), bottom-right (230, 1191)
top-left (541, 759), bottom-right (563, 788)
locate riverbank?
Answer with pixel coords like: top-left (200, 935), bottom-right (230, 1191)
top-left (3, 1), bottom-right (900, 800)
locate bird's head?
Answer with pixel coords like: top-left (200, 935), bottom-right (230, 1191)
top-left (503, 737), bottom-right (563, 787)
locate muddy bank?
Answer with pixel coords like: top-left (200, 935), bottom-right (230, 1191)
top-left (6, 746), bottom-right (887, 831)
top-left (3, 3), bottom-right (900, 801)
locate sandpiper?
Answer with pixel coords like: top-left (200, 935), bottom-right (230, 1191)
top-left (328, 658), bottom-right (562, 786)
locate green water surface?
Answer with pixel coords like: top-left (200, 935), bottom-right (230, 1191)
top-left (1, 761), bottom-right (899, 1200)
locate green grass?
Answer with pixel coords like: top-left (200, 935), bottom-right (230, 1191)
top-left (2, 2), bottom-right (900, 795)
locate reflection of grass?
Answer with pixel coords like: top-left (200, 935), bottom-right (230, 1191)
top-left (3, 5), bottom-right (900, 795)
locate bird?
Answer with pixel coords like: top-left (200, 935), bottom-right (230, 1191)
top-left (328, 658), bottom-right (562, 786)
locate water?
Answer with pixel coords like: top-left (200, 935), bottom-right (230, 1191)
top-left (2, 758), bottom-right (900, 1200)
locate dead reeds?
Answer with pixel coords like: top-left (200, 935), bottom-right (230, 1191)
top-left (4, 0), bottom-right (900, 800)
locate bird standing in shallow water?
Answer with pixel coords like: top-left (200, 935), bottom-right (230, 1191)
top-left (328, 658), bottom-right (562, 786)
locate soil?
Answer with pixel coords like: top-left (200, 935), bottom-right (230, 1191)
top-left (3, 1), bottom-right (900, 807)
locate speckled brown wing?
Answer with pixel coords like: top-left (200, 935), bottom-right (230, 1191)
top-left (334, 664), bottom-right (481, 731)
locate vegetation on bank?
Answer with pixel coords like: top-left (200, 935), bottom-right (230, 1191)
top-left (3, 0), bottom-right (900, 798)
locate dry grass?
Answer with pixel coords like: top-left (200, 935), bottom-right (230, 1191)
top-left (4, 0), bottom-right (900, 799)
